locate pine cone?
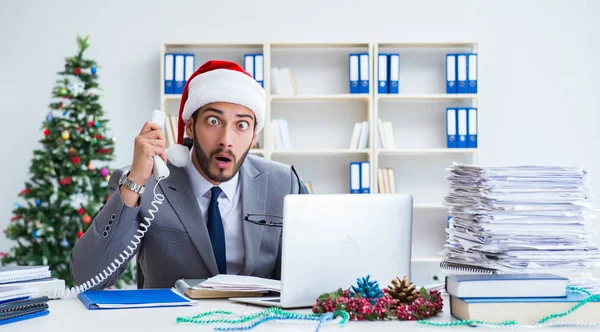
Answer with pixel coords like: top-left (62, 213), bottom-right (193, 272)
top-left (387, 276), bottom-right (418, 304)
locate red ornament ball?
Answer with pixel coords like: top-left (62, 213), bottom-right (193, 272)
top-left (77, 207), bottom-right (85, 215)
top-left (82, 214), bottom-right (91, 224)
top-left (71, 157), bottom-right (80, 165)
top-left (43, 129), bottom-right (50, 136)
top-left (77, 231), bottom-right (84, 238)
top-left (74, 67), bottom-right (81, 75)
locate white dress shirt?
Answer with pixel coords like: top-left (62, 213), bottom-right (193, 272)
top-left (184, 155), bottom-right (244, 275)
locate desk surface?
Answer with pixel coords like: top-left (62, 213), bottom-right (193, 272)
top-left (7, 294), bottom-right (587, 332)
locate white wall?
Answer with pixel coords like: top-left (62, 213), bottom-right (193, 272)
top-left (1, 0), bottom-right (599, 253)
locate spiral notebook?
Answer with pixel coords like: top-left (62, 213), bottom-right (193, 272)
top-left (0, 266), bottom-right (52, 284)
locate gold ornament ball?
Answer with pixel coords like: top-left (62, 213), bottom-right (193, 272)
top-left (81, 214), bottom-right (91, 224)
top-left (87, 163), bottom-right (94, 171)
top-left (104, 175), bottom-right (110, 182)
top-left (67, 147), bottom-right (77, 157)
top-left (61, 130), bottom-right (70, 140)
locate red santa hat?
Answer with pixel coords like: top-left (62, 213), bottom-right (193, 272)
top-left (167, 60), bottom-right (266, 167)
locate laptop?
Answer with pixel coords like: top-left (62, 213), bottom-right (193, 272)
top-left (231, 193), bottom-right (413, 308)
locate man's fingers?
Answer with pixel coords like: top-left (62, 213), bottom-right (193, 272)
top-left (139, 122), bottom-right (162, 135)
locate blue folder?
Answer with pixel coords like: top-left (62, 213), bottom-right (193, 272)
top-left (0, 309), bottom-right (49, 326)
top-left (78, 288), bottom-right (193, 310)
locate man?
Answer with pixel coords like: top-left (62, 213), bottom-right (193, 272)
top-left (70, 60), bottom-right (308, 289)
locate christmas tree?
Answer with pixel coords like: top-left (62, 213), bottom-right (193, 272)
top-left (1, 35), bottom-right (135, 288)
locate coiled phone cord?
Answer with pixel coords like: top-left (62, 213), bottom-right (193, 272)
top-left (46, 181), bottom-right (164, 298)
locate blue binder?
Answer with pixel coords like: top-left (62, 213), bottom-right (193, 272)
top-left (0, 309), bottom-right (49, 326)
top-left (457, 108), bottom-right (468, 148)
top-left (174, 54), bottom-right (185, 94)
top-left (349, 54), bottom-right (359, 94)
top-left (164, 53), bottom-right (175, 94)
top-left (360, 162), bottom-right (370, 193)
top-left (446, 54), bottom-right (457, 94)
top-left (388, 54), bottom-right (400, 94)
top-left (184, 54), bottom-right (195, 89)
top-left (467, 53), bottom-right (478, 93)
top-left (78, 289), bottom-right (193, 310)
top-left (467, 108), bottom-right (478, 148)
top-left (377, 53), bottom-right (388, 94)
top-left (457, 54), bottom-right (468, 94)
top-left (350, 162), bottom-right (361, 194)
top-left (358, 53), bottom-right (370, 94)
top-left (254, 54), bottom-right (264, 87)
top-left (446, 108), bottom-right (458, 148)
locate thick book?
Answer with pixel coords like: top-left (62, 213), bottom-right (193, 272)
top-left (446, 273), bottom-right (568, 298)
top-left (77, 288), bottom-right (195, 310)
top-left (450, 292), bottom-right (600, 324)
top-left (175, 279), bottom-right (266, 299)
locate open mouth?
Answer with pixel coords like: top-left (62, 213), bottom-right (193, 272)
top-left (214, 153), bottom-right (233, 169)
top-left (215, 156), bottom-right (231, 162)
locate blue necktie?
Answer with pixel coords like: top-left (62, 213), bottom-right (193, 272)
top-left (207, 186), bottom-right (227, 274)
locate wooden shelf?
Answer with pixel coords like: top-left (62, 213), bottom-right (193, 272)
top-left (376, 94), bottom-right (478, 101)
top-left (377, 42), bottom-right (477, 49)
top-left (414, 203), bottom-right (445, 209)
top-left (377, 148), bottom-right (478, 156)
top-left (412, 257), bottom-right (443, 263)
top-left (271, 149), bottom-right (370, 156)
top-left (270, 42), bottom-right (370, 49)
top-left (270, 94), bottom-right (370, 102)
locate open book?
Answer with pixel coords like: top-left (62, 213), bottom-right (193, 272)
top-left (175, 275), bottom-right (280, 299)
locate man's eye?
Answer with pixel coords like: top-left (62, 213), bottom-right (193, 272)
top-left (207, 116), bottom-right (219, 125)
top-left (238, 121), bottom-right (249, 130)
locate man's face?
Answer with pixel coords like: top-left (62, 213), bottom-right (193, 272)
top-left (186, 102), bottom-right (257, 185)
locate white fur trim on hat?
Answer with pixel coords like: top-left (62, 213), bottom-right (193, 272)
top-left (182, 69), bottom-right (266, 133)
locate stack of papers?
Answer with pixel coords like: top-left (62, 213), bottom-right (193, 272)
top-left (441, 163), bottom-right (600, 277)
top-left (195, 275), bottom-right (281, 293)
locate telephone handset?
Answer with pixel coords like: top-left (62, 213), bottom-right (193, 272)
top-left (49, 110), bottom-right (172, 298)
top-left (150, 110), bottom-right (170, 181)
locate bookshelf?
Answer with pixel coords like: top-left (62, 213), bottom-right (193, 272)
top-left (159, 41), bottom-right (479, 285)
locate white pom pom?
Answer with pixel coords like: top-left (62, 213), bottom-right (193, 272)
top-left (167, 144), bottom-right (190, 167)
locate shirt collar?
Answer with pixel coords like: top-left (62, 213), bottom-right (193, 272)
top-left (184, 149), bottom-right (239, 202)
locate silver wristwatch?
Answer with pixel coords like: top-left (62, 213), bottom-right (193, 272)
top-left (118, 170), bottom-right (146, 195)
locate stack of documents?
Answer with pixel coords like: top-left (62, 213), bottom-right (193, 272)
top-left (441, 163), bottom-right (600, 277)
top-left (196, 274), bottom-right (281, 293)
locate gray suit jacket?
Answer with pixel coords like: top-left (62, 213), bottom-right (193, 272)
top-left (70, 155), bottom-right (307, 289)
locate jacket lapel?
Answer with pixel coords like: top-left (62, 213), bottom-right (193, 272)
top-left (158, 163), bottom-right (218, 275)
top-left (239, 159), bottom-right (268, 275)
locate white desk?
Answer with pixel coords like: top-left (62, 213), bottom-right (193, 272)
top-left (7, 294), bottom-right (586, 332)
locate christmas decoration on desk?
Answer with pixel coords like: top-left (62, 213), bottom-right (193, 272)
top-left (312, 275), bottom-right (443, 322)
top-left (350, 275), bottom-right (383, 305)
top-left (176, 307), bottom-right (349, 332)
top-left (388, 275), bottom-right (419, 304)
top-left (2, 35), bottom-right (134, 289)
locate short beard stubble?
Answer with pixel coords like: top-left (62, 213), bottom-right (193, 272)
top-left (192, 133), bottom-right (252, 184)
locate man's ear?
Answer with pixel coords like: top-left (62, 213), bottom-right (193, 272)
top-left (185, 119), bottom-right (195, 139)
